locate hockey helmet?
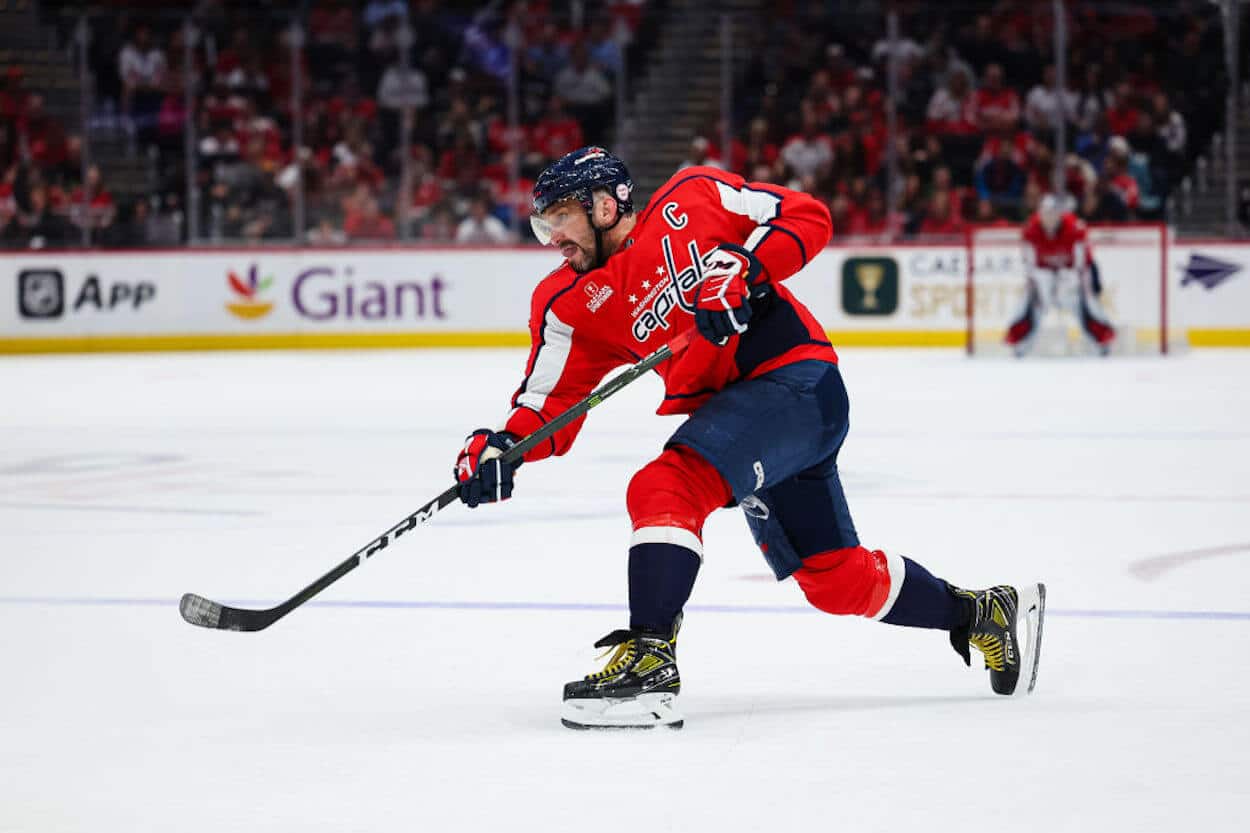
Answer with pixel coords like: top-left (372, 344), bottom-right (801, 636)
top-left (530, 146), bottom-right (634, 245)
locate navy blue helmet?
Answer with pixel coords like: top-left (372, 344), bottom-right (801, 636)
top-left (531, 146), bottom-right (634, 217)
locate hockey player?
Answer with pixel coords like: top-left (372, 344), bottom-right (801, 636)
top-left (1006, 194), bottom-right (1115, 356)
top-left (453, 147), bottom-right (1045, 729)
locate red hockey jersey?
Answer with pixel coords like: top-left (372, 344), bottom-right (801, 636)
top-left (503, 166), bottom-right (837, 462)
top-left (1021, 211), bottom-right (1092, 271)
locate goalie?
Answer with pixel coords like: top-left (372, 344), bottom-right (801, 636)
top-left (1006, 195), bottom-right (1116, 356)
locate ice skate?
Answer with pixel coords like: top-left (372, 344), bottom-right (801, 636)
top-left (561, 617), bottom-right (683, 730)
top-left (949, 584), bottom-right (1046, 696)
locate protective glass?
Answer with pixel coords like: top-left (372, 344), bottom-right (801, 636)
top-left (529, 200), bottom-right (582, 245)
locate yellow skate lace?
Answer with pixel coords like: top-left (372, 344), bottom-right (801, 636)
top-left (587, 640), bottom-right (636, 680)
top-left (970, 633), bottom-right (1006, 672)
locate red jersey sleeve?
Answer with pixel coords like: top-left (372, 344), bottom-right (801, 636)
top-left (662, 168), bottom-right (833, 284)
top-left (744, 181), bottom-right (833, 284)
top-left (502, 269), bottom-right (628, 463)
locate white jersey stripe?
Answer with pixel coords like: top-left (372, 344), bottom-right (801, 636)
top-left (515, 307), bottom-right (574, 414)
top-left (715, 181), bottom-right (780, 224)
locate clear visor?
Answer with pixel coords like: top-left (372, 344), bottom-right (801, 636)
top-left (529, 199), bottom-right (582, 246)
top-left (529, 213), bottom-right (555, 245)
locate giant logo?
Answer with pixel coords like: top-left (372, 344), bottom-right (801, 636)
top-left (226, 265), bottom-right (275, 320)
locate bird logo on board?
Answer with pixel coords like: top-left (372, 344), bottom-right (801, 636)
top-left (1180, 253), bottom-right (1242, 291)
top-left (226, 265), bottom-right (275, 320)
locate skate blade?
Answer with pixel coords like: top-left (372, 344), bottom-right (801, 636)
top-left (1013, 582), bottom-right (1046, 696)
top-left (560, 692), bottom-right (683, 730)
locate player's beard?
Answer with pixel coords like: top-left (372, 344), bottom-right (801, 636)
top-left (563, 241), bottom-right (595, 273)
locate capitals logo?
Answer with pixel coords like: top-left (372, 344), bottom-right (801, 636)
top-left (226, 265), bottom-right (275, 320)
top-left (630, 233), bottom-right (714, 342)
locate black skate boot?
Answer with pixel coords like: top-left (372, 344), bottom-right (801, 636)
top-left (561, 616), bottom-right (682, 730)
top-left (949, 584), bottom-right (1046, 696)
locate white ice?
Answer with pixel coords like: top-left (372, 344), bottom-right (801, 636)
top-left (2, 347), bottom-right (1248, 833)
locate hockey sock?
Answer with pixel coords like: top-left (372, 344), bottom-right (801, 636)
top-left (879, 558), bottom-right (972, 631)
top-left (628, 542), bottom-right (701, 634)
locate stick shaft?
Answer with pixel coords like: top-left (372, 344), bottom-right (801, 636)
top-left (182, 330), bottom-right (692, 630)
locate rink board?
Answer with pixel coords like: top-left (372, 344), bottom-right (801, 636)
top-left (1, 241), bottom-right (1248, 352)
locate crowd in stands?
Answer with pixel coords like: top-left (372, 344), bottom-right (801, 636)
top-left (703, 0), bottom-right (1228, 239)
top-left (2, 0), bottom-right (647, 247)
top-left (0, 1), bottom-right (1236, 248)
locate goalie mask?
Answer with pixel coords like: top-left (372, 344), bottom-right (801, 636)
top-left (1038, 194), bottom-right (1062, 236)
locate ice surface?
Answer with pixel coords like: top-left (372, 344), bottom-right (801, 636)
top-left (2, 347), bottom-right (1249, 832)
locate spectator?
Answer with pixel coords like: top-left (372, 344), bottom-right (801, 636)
top-left (528, 96), bottom-right (584, 165)
top-left (916, 189), bottom-right (963, 237)
top-left (851, 188), bottom-right (905, 239)
top-left (308, 215), bottom-right (348, 246)
top-left (677, 137), bottom-right (724, 171)
top-left (344, 194), bottom-right (396, 240)
top-left (455, 196), bottom-right (512, 244)
top-left (553, 42), bottom-right (613, 139)
top-left (975, 64), bottom-right (1020, 134)
top-left (4, 184), bottom-right (76, 248)
top-left (741, 118), bottom-right (780, 179)
top-left (119, 24), bottom-right (167, 142)
top-left (1105, 83), bottom-right (1142, 139)
top-left (527, 23), bottom-right (570, 81)
top-left (1025, 64), bottom-right (1076, 136)
top-left (1103, 138), bottom-right (1141, 216)
top-left (926, 68), bottom-right (980, 181)
top-left (1073, 63), bottom-right (1113, 133)
top-left (828, 192), bottom-right (865, 237)
top-left (419, 203), bottom-right (457, 242)
top-left (1084, 175), bottom-right (1129, 223)
top-left (975, 140), bottom-right (1026, 217)
top-left (586, 17), bottom-right (623, 76)
top-left (780, 113), bottom-right (834, 184)
top-left (1151, 92), bottom-right (1187, 185)
top-left (377, 60), bottom-right (429, 114)
top-left (69, 165), bottom-right (117, 239)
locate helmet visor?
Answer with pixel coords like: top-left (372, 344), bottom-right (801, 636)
top-left (529, 213), bottom-right (555, 245)
top-left (529, 199), bottom-right (581, 246)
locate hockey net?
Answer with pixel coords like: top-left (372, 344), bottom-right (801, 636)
top-left (965, 222), bottom-right (1185, 356)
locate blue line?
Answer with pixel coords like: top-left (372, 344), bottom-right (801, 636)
top-left (1, 597), bottom-right (1248, 621)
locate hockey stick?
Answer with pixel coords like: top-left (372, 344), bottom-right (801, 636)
top-left (179, 329), bottom-right (695, 632)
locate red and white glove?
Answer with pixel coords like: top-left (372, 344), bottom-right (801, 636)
top-left (695, 243), bottom-right (767, 345)
top-left (454, 429), bottom-right (521, 508)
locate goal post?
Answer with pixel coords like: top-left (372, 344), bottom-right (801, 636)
top-left (964, 222), bottom-right (1183, 357)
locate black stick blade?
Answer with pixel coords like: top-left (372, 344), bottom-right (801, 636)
top-left (180, 593), bottom-right (224, 628)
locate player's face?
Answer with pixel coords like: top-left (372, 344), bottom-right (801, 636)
top-left (532, 199), bottom-right (596, 272)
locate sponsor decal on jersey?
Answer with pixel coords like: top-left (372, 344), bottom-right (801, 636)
top-left (1180, 253), bottom-right (1242, 291)
top-left (584, 280), bottom-right (614, 312)
top-left (18, 268), bottom-right (156, 320)
top-left (842, 257), bottom-right (899, 316)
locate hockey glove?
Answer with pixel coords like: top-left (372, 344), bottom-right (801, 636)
top-left (695, 243), bottom-right (768, 346)
top-left (454, 429), bottom-right (521, 508)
